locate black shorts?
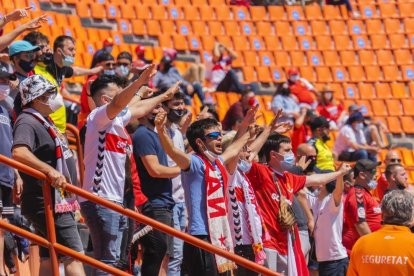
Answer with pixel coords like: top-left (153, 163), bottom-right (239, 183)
top-left (24, 212), bottom-right (84, 259)
top-left (0, 186), bottom-right (13, 217)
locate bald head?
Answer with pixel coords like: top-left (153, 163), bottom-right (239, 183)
top-left (385, 150), bottom-right (402, 166)
top-left (296, 143), bottom-right (316, 157)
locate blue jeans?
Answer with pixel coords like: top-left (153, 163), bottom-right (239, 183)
top-left (80, 201), bottom-right (127, 276)
top-left (182, 82), bottom-right (205, 105)
top-left (167, 202), bottom-right (187, 276)
top-left (319, 257), bottom-right (349, 276)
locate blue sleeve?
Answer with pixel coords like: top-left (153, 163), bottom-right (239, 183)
top-left (152, 72), bottom-right (161, 88)
top-left (133, 127), bottom-right (157, 158)
top-left (183, 155), bottom-right (202, 174)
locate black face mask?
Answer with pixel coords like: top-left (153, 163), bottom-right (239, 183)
top-left (41, 52), bottom-right (54, 64)
top-left (321, 133), bottom-right (331, 142)
top-left (304, 157), bottom-right (317, 174)
top-left (18, 59), bottom-right (35, 73)
top-left (167, 109), bottom-right (187, 123)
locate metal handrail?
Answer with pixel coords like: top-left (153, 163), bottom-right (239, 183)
top-left (66, 123), bottom-right (85, 187)
top-left (0, 154), bottom-right (280, 276)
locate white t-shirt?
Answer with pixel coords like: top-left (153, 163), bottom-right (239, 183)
top-left (227, 169), bottom-right (262, 246)
top-left (81, 105), bottom-right (132, 203)
top-left (333, 124), bottom-right (367, 156)
top-left (307, 193), bottom-right (348, 262)
top-left (166, 124), bottom-right (185, 203)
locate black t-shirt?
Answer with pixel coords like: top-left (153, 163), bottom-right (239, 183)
top-left (45, 59), bottom-right (74, 86)
top-left (13, 112), bottom-right (77, 215)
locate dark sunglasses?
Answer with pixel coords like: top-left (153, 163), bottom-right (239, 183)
top-left (204, 131), bottom-right (222, 140)
top-left (389, 158), bottom-right (401, 163)
top-left (117, 62), bottom-right (130, 67)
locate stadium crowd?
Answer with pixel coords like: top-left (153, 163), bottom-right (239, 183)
top-left (0, 5), bottom-right (413, 276)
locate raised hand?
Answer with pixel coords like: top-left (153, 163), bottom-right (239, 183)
top-left (241, 104), bottom-right (259, 128)
top-left (135, 64), bottom-right (157, 86)
top-left (338, 163), bottom-right (352, 175)
top-left (272, 122), bottom-right (292, 134)
top-left (269, 108), bottom-right (283, 129)
top-left (155, 110), bottom-right (168, 131)
top-left (21, 14), bottom-right (47, 31)
top-left (196, 105), bottom-right (210, 121)
top-left (297, 156), bottom-right (312, 171)
top-left (6, 7), bottom-right (31, 22)
top-left (137, 86), bottom-right (154, 99)
top-left (163, 81), bottom-right (181, 100)
top-left (179, 111), bottom-right (193, 135)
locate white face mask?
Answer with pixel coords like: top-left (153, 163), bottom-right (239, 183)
top-left (354, 122), bottom-right (364, 131)
top-left (238, 159), bottom-right (252, 173)
top-left (367, 180), bottom-right (377, 190)
top-left (289, 75), bottom-right (299, 82)
top-left (0, 84), bottom-right (10, 101)
top-left (40, 93), bottom-right (64, 112)
top-left (115, 65), bottom-right (129, 77)
top-left (203, 149), bottom-right (219, 163)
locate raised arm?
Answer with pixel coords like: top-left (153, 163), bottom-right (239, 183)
top-left (155, 110), bottom-right (191, 170)
top-left (332, 167), bottom-right (345, 207)
top-left (72, 65), bottom-right (103, 76)
top-left (129, 82), bottom-right (180, 120)
top-left (221, 130), bottom-right (250, 165)
top-left (0, 7), bottom-right (31, 30)
top-left (106, 64), bottom-right (156, 120)
top-left (305, 163), bottom-right (351, 187)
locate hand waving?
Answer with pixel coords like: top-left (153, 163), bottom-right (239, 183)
top-left (135, 64), bottom-right (157, 87)
top-left (6, 7), bottom-right (31, 22)
top-left (155, 110), bottom-right (168, 131)
top-left (163, 81), bottom-right (181, 100)
top-left (21, 14), bottom-right (48, 31)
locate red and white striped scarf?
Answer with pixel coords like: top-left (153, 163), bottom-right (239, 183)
top-left (196, 154), bottom-right (236, 273)
top-left (24, 108), bottom-right (80, 213)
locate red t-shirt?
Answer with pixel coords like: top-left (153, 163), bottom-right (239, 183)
top-left (316, 103), bottom-right (344, 123)
top-left (246, 162), bottom-right (306, 253)
top-left (376, 173), bottom-right (389, 202)
top-left (289, 82), bottom-right (315, 105)
top-left (291, 124), bottom-right (311, 154)
top-left (342, 185), bottom-right (382, 254)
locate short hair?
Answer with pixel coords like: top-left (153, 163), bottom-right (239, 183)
top-left (117, 51), bottom-right (132, 62)
top-left (53, 35), bottom-right (75, 52)
top-left (186, 118), bottom-right (220, 154)
top-left (385, 163), bottom-right (405, 182)
top-left (382, 190), bottom-right (414, 226)
top-left (259, 133), bottom-right (291, 162)
top-left (95, 51), bottom-right (114, 64)
top-left (90, 75), bottom-right (127, 101)
top-left (23, 31), bottom-right (49, 46)
top-left (201, 104), bottom-right (219, 121)
top-left (161, 91), bottom-right (186, 105)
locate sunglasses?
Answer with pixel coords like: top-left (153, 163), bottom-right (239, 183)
top-left (389, 158), bottom-right (401, 163)
top-left (117, 62), bottom-right (130, 67)
top-left (104, 62), bottom-right (116, 67)
top-left (204, 131), bottom-right (222, 140)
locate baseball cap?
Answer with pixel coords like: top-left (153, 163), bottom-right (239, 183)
top-left (103, 38), bottom-right (114, 47)
top-left (321, 84), bottom-right (334, 93)
top-left (9, 40), bottom-right (40, 57)
top-left (287, 67), bottom-right (299, 76)
top-left (0, 62), bottom-right (16, 80)
top-left (354, 159), bottom-right (381, 173)
top-left (309, 116), bottom-right (330, 130)
top-left (135, 44), bottom-right (145, 55)
top-left (19, 74), bottom-right (56, 106)
top-left (163, 48), bottom-right (177, 60)
top-left (347, 111), bottom-right (364, 124)
top-left (132, 60), bottom-right (149, 71)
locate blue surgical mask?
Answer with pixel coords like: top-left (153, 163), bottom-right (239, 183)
top-left (238, 159), bottom-right (252, 173)
top-left (283, 152), bottom-right (295, 165)
top-left (62, 54), bottom-right (74, 67)
top-left (104, 69), bottom-right (116, 76)
top-left (367, 180), bottom-right (377, 190)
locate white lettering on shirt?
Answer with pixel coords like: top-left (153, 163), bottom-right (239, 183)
top-left (361, 255), bottom-right (409, 265)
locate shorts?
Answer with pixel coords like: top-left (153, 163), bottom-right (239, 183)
top-left (24, 212), bottom-right (84, 260)
top-left (0, 186), bottom-right (13, 217)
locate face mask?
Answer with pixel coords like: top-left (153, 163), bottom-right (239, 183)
top-left (313, 188), bottom-right (321, 196)
top-left (0, 84), bottom-right (10, 101)
top-left (104, 69), bottom-right (116, 76)
top-left (367, 180), bottom-right (377, 190)
top-left (324, 92), bottom-right (333, 102)
top-left (200, 141), bottom-right (218, 163)
top-left (40, 52), bottom-right (53, 64)
top-left (167, 109), bottom-right (187, 123)
top-left (354, 122), bottom-right (364, 131)
top-left (62, 53), bottom-right (74, 67)
top-left (305, 158), bottom-right (316, 174)
top-left (289, 75), bottom-right (299, 82)
top-left (283, 152), bottom-right (295, 165)
top-left (115, 65), bottom-right (130, 77)
top-left (18, 59), bottom-right (36, 73)
top-left (39, 93), bottom-right (64, 112)
top-left (105, 46), bottom-right (113, 53)
top-left (238, 159), bottom-right (252, 173)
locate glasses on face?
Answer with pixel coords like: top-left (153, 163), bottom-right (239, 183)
top-left (104, 62), bottom-right (116, 68)
top-left (22, 52), bottom-right (35, 60)
top-left (204, 131), bottom-right (222, 140)
top-left (117, 62), bottom-right (130, 67)
top-left (389, 158), bottom-right (401, 163)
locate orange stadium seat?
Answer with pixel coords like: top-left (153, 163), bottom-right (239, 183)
top-left (366, 19), bottom-right (384, 35)
top-left (401, 117), bottom-right (414, 134)
top-left (158, 34), bottom-right (173, 48)
top-left (135, 5), bottom-right (151, 20)
top-left (389, 34), bottom-right (408, 49)
top-left (404, 18), bottom-right (414, 33)
top-left (356, 100), bottom-right (372, 116)
top-left (151, 6), bottom-right (168, 20)
top-left (378, 3), bottom-right (399, 19)
top-left (383, 65), bottom-right (402, 81)
top-left (118, 19), bottom-right (131, 33)
top-left (216, 36), bottom-right (233, 48)
top-left (340, 51), bottom-right (358, 66)
top-left (286, 6), bottom-right (305, 21)
top-left (390, 83), bottom-right (407, 99)
top-left (343, 83), bottom-right (359, 99)
top-left (332, 66), bottom-right (349, 82)
top-left (201, 36), bottom-right (215, 50)
top-left (329, 20), bottom-right (348, 35)
top-left (192, 21), bottom-right (208, 36)
top-left (132, 19), bottom-right (146, 35)
top-left (274, 51), bottom-right (291, 68)
top-left (249, 36), bottom-right (264, 51)
top-left (375, 83), bottom-right (391, 99)
top-left (370, 34), bottom-right (389, 50)
top-left (394, 49), bottom-right (412, 65)
top-left (182, 6), bottom-right (200, 20)
top-left (386, 117), bottom-right (403, 134)
top-left (298, 36), bottom-right (315, 50)
top-left (232, 6), bottom-right (251, 21)
top-left (76, 3), bottom-right (90, 18)
top-left (329, 83), bottom-right (345, 100)
top-left (322, 5), bottom-right (342, 20)
top-left (177, 20), bottom-right (192, 35)
top-left (256, 66), bottom-right (272, 83)
top-left (365, 65), bottom-right (382, 82)
top-left (316, 66), bottom-right (333, 83)
top-left (215, 6), bottom-right (231, 21)
top-left (311, 21), bottom-right (329, 36)
top-left (281, 36), bottom-right (298, 51)
top-left (353, 35), bottom-right (370, 50)
top-left (384, 19), bottom-right (403, 34)
top-left (232, 36), bottom-right (250, 51)
top-left (146, 20), bottom-right (161, 36)
top-left (239, 22), bottom-right (255, 36)
top-left (290, 51), bottom-right (308, 67)
top-left (242, 66), bottom-right (257, 83)
top-left (192, 0), bottom-right (207, 5)
top-left (401, 66), bottom-right (414, 81)
top-left (316, 36), bottom-right (334, 50)
top-left (348, 20), bottom-right (366, 35)
top-left (323, 50), bottom-right (340, 66)
top-left (105, 4), bottom-right (120, 19)
top-left (168, 6), bottom-right (184, 20)
top-left (263, 36), bottom-right (281, 51)
top-left (348, 66), bottom-right (366, 82)
top-left (256, 22), bottom-right (274, 36)
top-left (268, 6), bottom-right (287, 21)
top-left (305, 4), bottom-right (323, 21)
top-left (188, 36), bottom-right (201, 50)
top-left (161, 20), bottom-right (176, 34)
top-left (271, 66), bottom-right (286, 82)
top-left (293, 21), bottom-right (311, 36)
top-left (142, 0), bottom-right (158, 4)
top-left (207, 21), bottom-right (223, 36)
top-left (334, 35), bottom-right (353, 50)
top-left (307, 51), bottom-right (324, 66)
top-left (243, 51), bottom-right (258, 67)
top-left (259, 51), bottom-right (275, 67)
top-left (371, 100), bottom-right (388, 116)
top-left (300, 66), bottom-right (316, 83)
top-left (358, 83), bottom-right (375, 99)
top-left (398, 3), bottom-right (414, 18)
top-left (359, 50), bottom-right (376, 66)
top-left (377, 50), bottom-right (394, 66)
top-left (402, 99), bottom-right (414, 116)
top-left (224, 21), bottom-right (241, 36)
top-left (199, 6), bottom-right (215, 21)
top-left (250, 6), bottom-right (267, 21)
top-left (173, 35), bottom-right (189, 50)
top-left (401, 148), bottom-right (414, 166)
top-left (275, 21), bottom-right (292, 36)
top-left (175, 0), bottom-right (191, 5)
top-left (359, 4), bottom-right (379, 19)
